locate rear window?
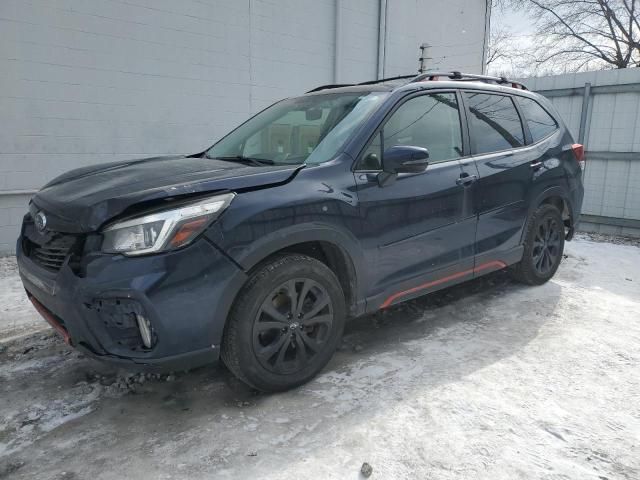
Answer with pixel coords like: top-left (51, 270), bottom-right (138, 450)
top-left (517, 97), bottom-right (558, 142)
top-left (465, 93), bottom-right (525, 154)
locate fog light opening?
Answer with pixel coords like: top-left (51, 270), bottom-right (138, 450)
top-left (136, 314), bottom-right (154, 349)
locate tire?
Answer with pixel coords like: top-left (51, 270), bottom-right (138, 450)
top-left (221, 254), bottom-right (346, 392)
top-left (510, 203), bottom-right (565, 285)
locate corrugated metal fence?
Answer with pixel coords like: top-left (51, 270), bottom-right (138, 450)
top-left (518, 69), bottom-right (640, 237)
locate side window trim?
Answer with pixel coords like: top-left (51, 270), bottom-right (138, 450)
top-left (457, 90), bottom-right (472, 157)
top-left (359, 130), bottom-right (383, 172)
top-left (462, 90), bottom-right (528, 156)
top-left (512, 95), bottom-right (532, 145)
top-left (353, 89), bottom-right (468, 172)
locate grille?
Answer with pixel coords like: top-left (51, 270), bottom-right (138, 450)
top-left (31, 235), bottom-right (76, 271)
top-left (22, 215), bottom-right (80, 272)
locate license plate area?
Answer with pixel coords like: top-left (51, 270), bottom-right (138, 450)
top-left (18, 257), bottom-right (58, 296)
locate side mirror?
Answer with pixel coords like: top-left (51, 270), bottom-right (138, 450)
top-left (383, 146), bottom-right (430, 174)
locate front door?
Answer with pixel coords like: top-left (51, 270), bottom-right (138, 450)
top-left (354, 91), bottom-right (479, 309)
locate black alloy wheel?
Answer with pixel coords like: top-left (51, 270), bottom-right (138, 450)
top-left (221, 254), bottom-right (345, 392)
top-left (532, 216), bottom-right (562, 275)
top-left (510, 203), bottom-right (565, 285)
top-left (253, 278), bottom-right (333, 375)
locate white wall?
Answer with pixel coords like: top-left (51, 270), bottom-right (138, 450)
top-left (384, 0), bottom-right (489, 75)
top-left (0, 0), bottom-right (488, 253)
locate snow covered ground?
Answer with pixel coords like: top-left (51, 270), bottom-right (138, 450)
top-left (1, 235), bottom-right (639, 479)
top-left (0, 257), bottom-right (47, 343)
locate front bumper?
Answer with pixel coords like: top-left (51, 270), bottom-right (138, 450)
top-left (17, 237), bottom-right (247, 372)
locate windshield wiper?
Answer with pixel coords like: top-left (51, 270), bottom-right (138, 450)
top-left (206, 155), bottom-right (275, 166)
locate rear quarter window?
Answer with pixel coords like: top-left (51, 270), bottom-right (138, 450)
top-left (517, 97), bottom-right (558, 142)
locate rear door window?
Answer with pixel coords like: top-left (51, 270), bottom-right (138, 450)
top-left (517, 97), bottom-right (558, 142)
top-left (464, 92), bottom-right (525, 154)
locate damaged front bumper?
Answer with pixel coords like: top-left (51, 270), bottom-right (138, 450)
top-left (17, 236), bottom-right (247, 372)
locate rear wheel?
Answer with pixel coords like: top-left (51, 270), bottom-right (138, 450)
top-left (221, 254), bottom-right (345, 392)
top-left (510, 204), bottom-right (565, 285)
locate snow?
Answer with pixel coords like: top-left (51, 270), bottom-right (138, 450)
top-left (0, 235), bottom-right (639, 479)
top-left (0, 257), bottom-right (46, 343)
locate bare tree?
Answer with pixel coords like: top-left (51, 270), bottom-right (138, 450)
top-left (486, 24), bottom-right (538, 77)
top-left (486, 27), bottom-right (515, 67)
top-left (487, 0), bottom-right (540, 77)
top-left (506, 0), bottom-right (640, 71)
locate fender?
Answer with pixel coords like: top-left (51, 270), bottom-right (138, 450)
top-left (234, 223), bottom-right (364, 302)
top-left (237, 222), bottom-right (361, 265)
top-left (203, 223), bottom-right (366, 344)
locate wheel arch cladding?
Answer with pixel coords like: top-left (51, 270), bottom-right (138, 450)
top-left (235, 237), bottom-right (364, 316)
top-left (263, 240), bottom-right (358, 317)
top-left (538, 192), bottom-right (576, 238)
top-left (539, 195), bottom-right (566, 217)
top-left (208, 223), bottom-right (366, 344)
top-left (527, 187), bottom-right (575, 239)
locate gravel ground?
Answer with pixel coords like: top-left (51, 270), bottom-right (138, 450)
top-left (577, 231), bottom-right (640, 248)
top-left (0, 235), bottom-right (639, 479)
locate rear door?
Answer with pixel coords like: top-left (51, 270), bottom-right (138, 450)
top-left (354, 91), bottom-right (479, 308)
top-left (463, 91), bottom-right (536, 268)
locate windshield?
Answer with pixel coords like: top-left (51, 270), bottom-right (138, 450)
top-left (205, 91), bottom-right (388, 165)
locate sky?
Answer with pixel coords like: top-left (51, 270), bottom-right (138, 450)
top-left (489, 4), bottom-right (536, 75)
top-left (492, 5), bottom-right (533, 33)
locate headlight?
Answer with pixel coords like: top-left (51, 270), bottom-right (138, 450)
top-left (102, 192), bottom-right (235, 255)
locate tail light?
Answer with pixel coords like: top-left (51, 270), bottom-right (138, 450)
top-left (571, 144), bottom-right (585, 170)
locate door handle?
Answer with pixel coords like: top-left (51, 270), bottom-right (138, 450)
top-left (530, 161), bottom-right (543, 170)
top-left (456, 174), bottom-right (478, 187)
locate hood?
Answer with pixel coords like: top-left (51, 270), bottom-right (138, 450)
top-left (32, 155), bottom-right (302, 232)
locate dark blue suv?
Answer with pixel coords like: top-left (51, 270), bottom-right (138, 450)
top-left (17, 72), bottom-right (584, 391)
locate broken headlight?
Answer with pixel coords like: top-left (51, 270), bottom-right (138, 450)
top-left (101, 193), bottom-right (235, 256)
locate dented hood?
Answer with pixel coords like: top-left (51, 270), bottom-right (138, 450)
top-left (32, 155), bottom-right (302, 232)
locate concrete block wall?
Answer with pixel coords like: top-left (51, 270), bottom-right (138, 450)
top-left (0, 0), bottom-right (488, 253)
top-left (0, 194), bottom-right (26, 253)
top-left (383, 0), bottom-right (487, 76)
top-left (415, 0), bottom-right (488, 74)
top-left (336, 0), bottom-right (379, 83)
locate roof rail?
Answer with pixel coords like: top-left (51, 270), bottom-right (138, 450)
top-left (305, 71), bottom-right (528, 94)
top-left (410, 71), bottom-right (528, 90)
top-left (306, 75), bottom-right (418, 93)
top-left (306, 83), bottom-right (355, 93)
top-left (357, 74), bottom-right (418, 86)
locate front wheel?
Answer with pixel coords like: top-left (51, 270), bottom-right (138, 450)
top-left (221, 254), bottom-right (346, 392)
top-left (510, 204), bottom-right (565, 285)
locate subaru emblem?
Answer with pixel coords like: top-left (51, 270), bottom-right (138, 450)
top-left (35, 211), bottom-right (47, 232)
